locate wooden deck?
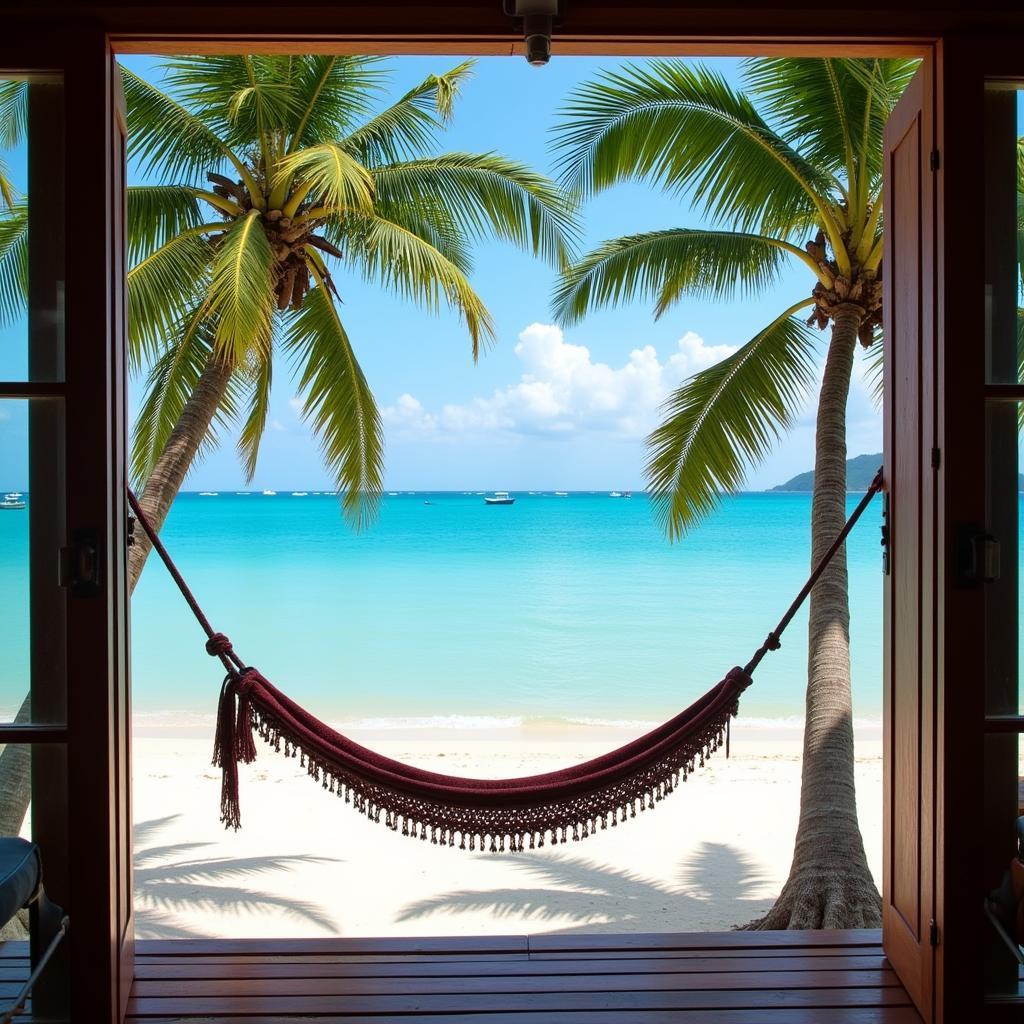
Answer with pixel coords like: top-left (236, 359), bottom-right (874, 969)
top-left (117, 929), bottom-right (922, 1022)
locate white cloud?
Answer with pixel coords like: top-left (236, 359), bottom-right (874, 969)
top-left (270, 419), bottom-right (287, 432)
top-left (382, 323), bottom-right (736, 444)
top-left (288, 396), bottom-right (304, 412)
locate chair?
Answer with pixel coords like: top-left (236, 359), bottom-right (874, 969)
top-left (0, 838), bottom-right (69, 1023)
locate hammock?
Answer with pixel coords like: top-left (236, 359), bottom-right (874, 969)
top-left (127, 473), bottom-right (883, 852)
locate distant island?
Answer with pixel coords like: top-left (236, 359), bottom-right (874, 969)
top-left (772, 453), bottom-right (883, 492)
top-left (773, 452), bottom-right (1024, 491)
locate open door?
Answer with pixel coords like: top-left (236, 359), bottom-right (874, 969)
top-left (881, 61), bottom-right (938, 1022)
top-left (0, 32), bottom-right (133, 1023)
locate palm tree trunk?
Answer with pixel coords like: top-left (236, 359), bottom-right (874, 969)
top-left (753, 302), bottom-right (881, 929)
top-left (0, 695), bottom-right (31, 839)
top-left (128, 353), bottom-right (234, 592)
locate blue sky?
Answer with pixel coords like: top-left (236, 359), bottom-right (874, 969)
top-left (1, 55), bottom-right (884, 491)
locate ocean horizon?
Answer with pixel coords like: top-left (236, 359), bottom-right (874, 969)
top-left (2, 489), bottom-right (888, 734)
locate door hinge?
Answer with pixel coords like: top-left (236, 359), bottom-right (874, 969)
top-left (58, 529), bottom-right (102, 597)
top-left (929, 919), bottom-right (939, 947)
top-left (931, 447), bottom-right (941, 470)
top-left (929, 149), bottom-right (940, 171)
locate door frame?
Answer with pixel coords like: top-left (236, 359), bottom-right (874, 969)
top-left (8, 7), bottom-right (1024, 1022)
top-left (0, 29), bottom-right (134, 1024)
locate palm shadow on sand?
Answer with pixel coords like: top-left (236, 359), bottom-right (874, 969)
top-left (397, 841), bottom-right (773, 933)
top-left (133, 814), bottom-right (339, 938)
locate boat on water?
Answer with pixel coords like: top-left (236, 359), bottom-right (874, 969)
top-left (484, 491), bottom-right (515, 505)
top-left (623, 491), bottom-right (633, 499)
top-left (388, 492), bottom-right (398, 496)
top-left (262, 489), bottom-right (277, 496)
top-left (0, 498), bottom-right (25, 510)
top-left (554, 491), bottom-right (568, 497)
top-left (199, 491), bottom-right (218, 496)
top-left (609, 491), bottom-right (623, 498)
top-left (292, 491), bottom-right (308, 497)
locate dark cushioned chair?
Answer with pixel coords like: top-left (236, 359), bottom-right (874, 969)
top-left (0, 838), bottom-right (68, 1024)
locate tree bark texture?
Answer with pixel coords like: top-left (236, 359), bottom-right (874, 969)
top-left (752, 303), bottom-right (882, 929)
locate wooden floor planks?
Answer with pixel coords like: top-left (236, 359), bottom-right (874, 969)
top-left (119, 929), bottom-right (921, 1022)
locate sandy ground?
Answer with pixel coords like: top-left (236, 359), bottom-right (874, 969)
top-left (131, 720), bottom-right (883, 940)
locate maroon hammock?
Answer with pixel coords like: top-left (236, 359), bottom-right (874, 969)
top-left (127, 471), bottom-right (883, 852)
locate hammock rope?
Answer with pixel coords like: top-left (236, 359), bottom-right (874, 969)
top-left (127, 470), bottom-right (883, 851)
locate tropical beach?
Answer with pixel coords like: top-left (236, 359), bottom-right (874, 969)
top-left (114, 488), bottom-right (885, 937)
top-left (132, 727), bottom-right (882, 939)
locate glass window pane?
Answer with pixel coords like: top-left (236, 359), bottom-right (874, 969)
top-left (982, 83), bottom-right (1022, 383)
top-left (0, 74), bottom-right (64, 383)
top-left (0, 398), bottom-right (65, 724)
top-left (983, 402), bottom-right (1024, 997)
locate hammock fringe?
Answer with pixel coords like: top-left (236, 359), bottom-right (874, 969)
top-left (212, 666), bottom-right (745, 848)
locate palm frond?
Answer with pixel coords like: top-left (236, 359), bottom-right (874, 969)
top-left (288, 56), bottom-right (388, 149)
top-left (127, 185), bottom-right (204, 265)
top-left (127, 232), bottom-right (213, 369)
top-left (342, 196), bottom-right (473, 273)
top-left (553, 228), bottom-right (796, 326)
top-left (161, 55), bottom-right (302, 152)
top-left (342, 210), bottom-right (493, 357)
top-left (553, 60), bottom-right (835, 239)
top-left (275, 143), bottom-right (374, 214)
top-left (130, 307), bottom-right (242, 486)
top-left (237, 353), bottom-right (273, 480)
top-left (371, 153), bottom-right (578, 266)
top-left (342, 61), bottom-right (475, 165)
top-left (862, 337), bottom-right (884, 409)
top-left (0, 79), bottom-right (27, 149)
top-left (646, 302), bottom-right (818, 539)
top-left (0, 80), bottom-right (27, 208)
top-left (207, 209), bottom-right (277, 363)
top-left (284, 279), bottom-right (383, 527)
top-left (121, 66), bottom-right (245, 187)
top-left (0, 202), bottom-right (28, 327)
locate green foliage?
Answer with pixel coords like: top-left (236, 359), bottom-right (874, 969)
top-left (284, 283), bottom-right (384, 527)
top-left (646, 307), bottom-right (818, 538)
top-left (555, 57), bottom-right (914, 537)
top-left (0, 203), bottom-right (27, 327)
top-left (119, 55), bottom-right (576, 525)
top-left (131, 308), bottom-right (242, 486)
top-left (554, 228), bottom-right (791, 325)
top-left (207, 210), bottom-right (277, 362)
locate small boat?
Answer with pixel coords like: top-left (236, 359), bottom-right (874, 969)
top-left (262, 489), bottom-right (277, 496)
top-left (554, 491), bottom-right (568, 497)
top-left (291, 491), bottom-right (308, 497)
top-left (0, 498), bottom-right (25, 510)
top-left (623, 491), bottom-right (633, 499)
top-left (388, 492), bottom-right (398, 496)
top-left (235, 491), bottom-right (250, 496)
top-left (199, 491), bottom-right (218, 496)
top-left (609, 491), bottom-right (623, 498)
top-left (484, 491), bottom-right (515, 505)
top-left (5, 492), bottom-right (22, 500)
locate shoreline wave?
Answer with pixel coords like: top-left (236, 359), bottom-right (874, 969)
top-left (130, 709), bottom-right (883, 735)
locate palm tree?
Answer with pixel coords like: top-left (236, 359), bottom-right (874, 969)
top-left (124, 55), bottom-right (577, 587)
top-left (552, 57), bottom-right (916, 928)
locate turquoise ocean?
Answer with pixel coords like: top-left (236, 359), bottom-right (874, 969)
top-left (2, 490), bottom-right (886, 731)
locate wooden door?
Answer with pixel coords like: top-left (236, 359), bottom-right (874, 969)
top-left (882, 62), bottom-right (938, 1022)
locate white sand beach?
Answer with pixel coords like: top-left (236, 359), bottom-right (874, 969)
top-left (132, 722), bottom-right (882, 940)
